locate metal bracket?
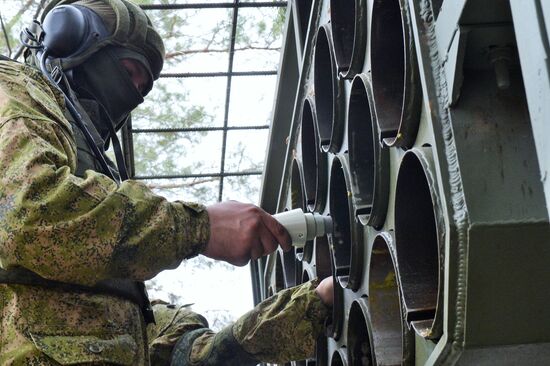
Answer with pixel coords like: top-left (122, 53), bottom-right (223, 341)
top-left (443, 26), bottom-right (469, 106)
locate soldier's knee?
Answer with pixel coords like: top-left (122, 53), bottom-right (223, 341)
top-left (148, 301), bottom-right (209, 366)
top-left (151, 301), bottom-right (209, 333)
top-left (170, 326), bottom-right (258, 366)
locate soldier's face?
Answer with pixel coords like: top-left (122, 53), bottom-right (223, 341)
top-left (120, 58), bottom-right (150, 96)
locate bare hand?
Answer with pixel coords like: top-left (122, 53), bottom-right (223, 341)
top-left (203, 201), bottom-right (292, 266)
top-left (315, 277), bottom-right (334, 307)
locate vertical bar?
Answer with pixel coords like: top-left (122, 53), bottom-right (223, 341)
top-left (121, 117), bottom-right (136, 178)
top-left (218, 0), bottom-right (240, 201)
top-left (0, 12), bottom-right (11, 57)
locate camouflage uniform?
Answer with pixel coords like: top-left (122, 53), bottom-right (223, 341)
top-left (0, 60), bottom-right (329, 365)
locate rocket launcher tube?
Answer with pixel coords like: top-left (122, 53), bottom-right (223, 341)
top-left (273, 208), bottom-right (333, 248)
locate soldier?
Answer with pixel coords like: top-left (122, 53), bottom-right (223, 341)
top-left (0, 0), bottom-right (333, 365)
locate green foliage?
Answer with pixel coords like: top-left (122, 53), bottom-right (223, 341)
top-left (132, 79), bottom-right (214, 177)
top-left (236, 6), bottom-right (285, 50)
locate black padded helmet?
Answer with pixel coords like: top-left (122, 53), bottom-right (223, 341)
top-left (39, 0), bottom-right (164, 83)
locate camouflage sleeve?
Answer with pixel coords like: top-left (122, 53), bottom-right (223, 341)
top-left (231, 279), bottom-right (329, 363)
top-left (147, 302), bottom-right (210, 366)
top-left (170, 280), bottom-right (329, 365)
top-left (0, 61), bottom-right (210, 286)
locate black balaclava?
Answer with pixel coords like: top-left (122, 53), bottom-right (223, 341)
top-left (70, 45), bottom-right (149, 141)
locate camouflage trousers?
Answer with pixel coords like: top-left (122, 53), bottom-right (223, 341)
top-left (0, 301), bottom-right (207, 366)
top-left (1, 281), bottom-right (328, 365)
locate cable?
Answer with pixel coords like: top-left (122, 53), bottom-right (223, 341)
top-left (39, 48), bottom-right (119, 182)
top-left (19, 21), bottom-right (44, 49)
top-left (106, 116), bottom-right (129, 181)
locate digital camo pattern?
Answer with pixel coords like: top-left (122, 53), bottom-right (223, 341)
top-left (149, 282), bottom-right (329, 366)
top-left (0, 285), bottom-right (146, 365)
top-left (0, 60), bottom-right (210, 364)
top-left (0, 60), bottom-right (330, 365)
top-left (179, 326), bottom-right (258, 366)
top-left (231, 279), bottom-right (329, 364)
top-left (147, 302), bottom-right (209, 366)
top-left (179, 280), bottom-right (329, 365)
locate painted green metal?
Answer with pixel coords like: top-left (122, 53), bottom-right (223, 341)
top-left (257, 0), bottom-right (550, 364)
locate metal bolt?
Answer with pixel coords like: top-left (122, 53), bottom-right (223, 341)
top-left (489, 46), bottom-right (513, 90)
top-left (88, 344), bottom-right (104, 354)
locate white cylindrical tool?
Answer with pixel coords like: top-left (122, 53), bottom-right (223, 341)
top-left (273, 208), bottom-right (333, 248)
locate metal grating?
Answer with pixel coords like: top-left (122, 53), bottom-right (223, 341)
top-left (128, 0), bottom-right (288, 202)
top-left (0, 1), bottom-right (287, 203)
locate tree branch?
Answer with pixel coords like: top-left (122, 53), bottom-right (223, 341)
top-left (6, 0), bottom-right (35, 29)
top-left (165, 45), bottom-right (280, 60)
top-left (146, 177), bottom-right (219, 190)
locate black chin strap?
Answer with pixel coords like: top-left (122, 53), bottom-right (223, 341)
top-left (105, 115), bottom-right (129, 181)
top-left (79, 92), bottom-right (129, 182)
top-left (39, 49), bottom-right (120, 183)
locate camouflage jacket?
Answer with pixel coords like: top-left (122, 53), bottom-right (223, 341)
top-left (0, 61), bottom-right (330, 365)
top-left (0, 60), bottom-right (210, 364)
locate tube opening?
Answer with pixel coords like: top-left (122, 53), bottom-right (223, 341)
top-left (395, 151), bottom-right (439, 324)
top-left (314, 25), bottom-right (343, 152)
top-left (314, 234), bottom-right (332, 280)
top-left (302, 239), bottom-right (314, 263)
top-left (368, 234), bottom-right (404, 365)
top-left (348, 74), bottom-right (389, 229)
top-left (371, 0), bottom-right (420, 147)
top-left (330, 0), bottom-right (365, 78)
top-left (282, 248), bottom-right (299, 288)
top-left (301, 97), bottom-right (327, 212)
top-left (330, 349), bottom-right (348, 366)
top-left (328, 266), bottom-right (345, 340)
top-left (347, 299), bottom-right (374, 365)
top-left (291, 159), bottom-right (307, 211)
top-left (329, 156), bottom-right (363, 289)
